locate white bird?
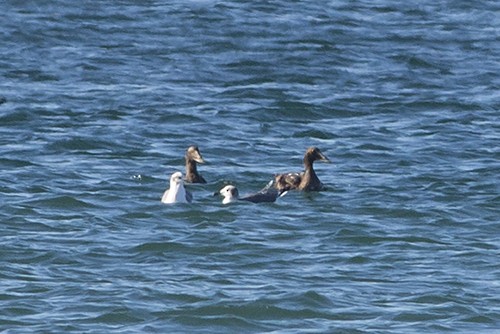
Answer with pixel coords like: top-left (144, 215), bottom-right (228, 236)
top-left (161, 171), bottom-right (192, 204)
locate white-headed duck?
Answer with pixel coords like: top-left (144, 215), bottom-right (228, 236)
top-left (219, 180), bottom-right (286, 204)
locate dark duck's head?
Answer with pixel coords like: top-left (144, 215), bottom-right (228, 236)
top-left (185, 145), bottom-right (207, 183)
top-left (303, 146), bottom-right (329, 165)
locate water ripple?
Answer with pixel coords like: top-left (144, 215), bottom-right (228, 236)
top-left (1, 0), bottom-right (499, 332)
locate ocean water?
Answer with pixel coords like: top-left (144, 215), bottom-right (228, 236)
top-left (1, 1), bottom-right (499, 333)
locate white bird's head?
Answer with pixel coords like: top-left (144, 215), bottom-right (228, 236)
top-left (219, 185), bottom-right (239, 204)
top-left (170, 171), bottom-right (184, 186)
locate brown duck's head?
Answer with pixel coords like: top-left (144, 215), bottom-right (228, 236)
top-left (304, 147), bottom-right (330, 163)
top-left (186, 145), bottom-right (205, 164)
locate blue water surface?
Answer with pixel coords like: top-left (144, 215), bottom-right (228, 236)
top-left (1, 1), bottom-right (499, 333)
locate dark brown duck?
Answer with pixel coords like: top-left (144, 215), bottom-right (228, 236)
top-left (274, 147), bottom-right (329, 192)
top-left (185, 145), bottom-right (206, 184)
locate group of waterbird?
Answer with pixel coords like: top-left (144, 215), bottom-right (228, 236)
top-left (161, 145), bottom-right (330, 204)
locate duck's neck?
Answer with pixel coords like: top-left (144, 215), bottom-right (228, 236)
top-left (300, 158), bottom-right (320, 189)
top-left (186, 158), bottom-right (198, 175)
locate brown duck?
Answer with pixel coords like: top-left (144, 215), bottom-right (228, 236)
top-left (274, 147), bottom-right (329, 192)
top-left (185, 145), bottom-right (207, 183)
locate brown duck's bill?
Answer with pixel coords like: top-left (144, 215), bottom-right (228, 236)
top-left (319, 152), bottom-right (330, 162)
top-left (192, 152), bottom-right (205, 163)
top-left (194, 156), bottom-right (205, 163)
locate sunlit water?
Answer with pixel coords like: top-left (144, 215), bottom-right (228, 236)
top-left (1, 1), bottom-right (499, 333)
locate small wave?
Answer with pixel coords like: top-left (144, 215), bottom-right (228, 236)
top-left (132, 241), bottom-right (188, 253)
top-left (47, 137), bottom-right (109, 152)
top-left (26, 195), bottom-right (96, 210)
top-left (293, 129), bottom-right (337, 140)
top-left (356, 143), bottom-right (392, 151)
top-left (0, 157), bottom-right (37, 168)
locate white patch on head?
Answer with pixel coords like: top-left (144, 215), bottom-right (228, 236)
top-left (170, 171), bottom-right (184, 184)
top-left (219, 185), bottom-right (238, 204)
